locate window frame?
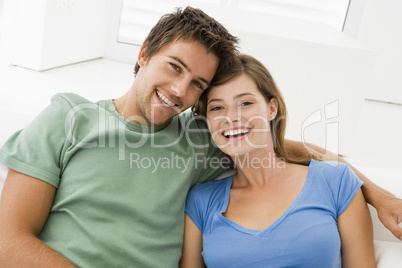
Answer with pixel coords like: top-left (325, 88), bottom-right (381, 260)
top-left (103, 0), bottom-right (359, 64)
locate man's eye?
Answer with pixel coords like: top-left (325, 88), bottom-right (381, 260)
top-left (170, 63), bottom-right (180, 72)
top-left (193, 80), bottom-right (204, 90)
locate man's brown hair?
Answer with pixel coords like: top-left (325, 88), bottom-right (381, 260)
top-left (134, 6), bottom-right (239, 85)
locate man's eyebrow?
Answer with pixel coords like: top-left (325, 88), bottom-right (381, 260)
top-left (169, 56), bottom-right (210, 87)
top-left (169, 56), bottom-right (190, 72)
top-left (207, 93), bottom-right (256, 105)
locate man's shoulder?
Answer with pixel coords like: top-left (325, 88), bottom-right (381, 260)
top-left (51, 93), bottom-right (93, 107)
top-left (178, 110), bottom-right (208, 128)
top-left (175, 110), bottom-right (210, 143)
top-left (48, 93), bottom-right (106, 121)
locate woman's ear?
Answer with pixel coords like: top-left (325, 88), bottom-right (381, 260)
top-left (269, 98), bottom-right (279, 121)
top-left (137, 43), bottom-right (149, 67)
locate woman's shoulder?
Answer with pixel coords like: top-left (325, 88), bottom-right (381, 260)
top-left (309, 159), bottom-right (350, 176)
top-left (309, 159), bottom-right (362, 195)
top-left (185, 175), bottom-right (233, 222)
top-left (187, 175), bottom-right (233, 205)
top-left (191, 176), bottom-right (232, 195)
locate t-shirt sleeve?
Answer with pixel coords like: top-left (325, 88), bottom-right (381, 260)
top-left (0, 94), bottom-right (74, 188)
top-left (336, 164), bottom-right (363, 217)
top-left (185, 184), bottom-right (205, 232)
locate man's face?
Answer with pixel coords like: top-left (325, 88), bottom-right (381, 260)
top-left (131, 39), bottom-right (219, 127)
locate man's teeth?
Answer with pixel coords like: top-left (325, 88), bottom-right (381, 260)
top-left (223, 129), bottom-right (250, 138)
top-left (157, 90), bottom-right (176, 107)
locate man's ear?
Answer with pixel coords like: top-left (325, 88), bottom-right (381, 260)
top-left (137, 43), bottom-right (148, 67)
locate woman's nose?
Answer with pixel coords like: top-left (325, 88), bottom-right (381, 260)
top-left (225, 106), bottom-right (240, 123)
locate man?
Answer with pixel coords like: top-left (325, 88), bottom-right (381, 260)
top-left (0, 6), bottom-right (401, 268)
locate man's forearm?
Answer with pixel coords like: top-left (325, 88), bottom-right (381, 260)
top-left (346, 162), bottom-right (396, 207)
top-left (0, 232), bottom-right (75, 267)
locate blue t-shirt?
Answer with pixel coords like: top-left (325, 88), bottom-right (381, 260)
top-left (185, 160), bottom-right (363, 268)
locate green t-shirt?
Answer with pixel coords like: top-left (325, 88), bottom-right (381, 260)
top-left (0, 93), bottom-right (229, 267)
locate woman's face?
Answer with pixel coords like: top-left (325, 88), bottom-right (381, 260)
top-left (206, 74), bottom-right (278, 158)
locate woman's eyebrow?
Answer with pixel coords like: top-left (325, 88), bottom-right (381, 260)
top-left (207, 93), bottom-right (256, 105)
top-left (235, 93), bottom-right (255, 99)
top-left (207, 98), bottom-right (222, 105)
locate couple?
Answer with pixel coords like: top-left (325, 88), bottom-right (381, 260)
top-left (0, 6), bottom-right (397, 267)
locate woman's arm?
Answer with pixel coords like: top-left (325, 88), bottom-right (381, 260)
top-left (338, 189), bottom-right (376, 268)
top-left (179, 214), bottom-right (205, 268)
top-left (284, 139), bottom-right (402, 240)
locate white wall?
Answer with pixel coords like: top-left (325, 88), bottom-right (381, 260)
top-left (0, 0), bottom-right (4, 17)
top-left (345, 0), bottom-right (402, 104)
top-left (0, 0), bottom-right (16, 67)
top-left (3, 0), bottom-right (113, 71)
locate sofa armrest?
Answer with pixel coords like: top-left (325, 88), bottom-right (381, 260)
top-left (375, 240), bottom-right (402, 268)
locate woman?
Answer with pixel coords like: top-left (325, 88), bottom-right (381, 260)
top-left (180, 54), bottom-right (375, 267)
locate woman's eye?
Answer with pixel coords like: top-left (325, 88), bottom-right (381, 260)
top-left (209, 106), bottom-right (222, 111)
top-left (240, 101), bottom-right (252, 106)
top-left (170, 63), bottom-right (180, 72)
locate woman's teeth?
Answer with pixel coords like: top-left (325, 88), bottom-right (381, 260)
top-left (157, 90), bottom-right (176, 107)
top-left (223, 128), bottom-right (250, 138)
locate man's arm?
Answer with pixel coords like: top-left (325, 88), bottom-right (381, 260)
top-left (0, 169), bottom-right (75, 267)
top-left (284, 139), bottom-right (402, 240)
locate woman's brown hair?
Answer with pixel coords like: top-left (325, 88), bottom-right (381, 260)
top-left (193, 54), bottom-right (310, 165)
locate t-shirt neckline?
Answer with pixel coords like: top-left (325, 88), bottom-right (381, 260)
top-left (218, 160), bottom-right (314, 236)
top-left (104, 99), bottom-right (169, 133)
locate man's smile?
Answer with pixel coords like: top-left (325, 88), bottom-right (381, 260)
top-left (156, 89), bottom-right (178, 108)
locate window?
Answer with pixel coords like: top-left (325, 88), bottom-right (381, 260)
top-left (117, 0), bottom-right (350, 46)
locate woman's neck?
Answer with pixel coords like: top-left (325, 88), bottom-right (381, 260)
top-left (232, 148), bottom-right (288, 189)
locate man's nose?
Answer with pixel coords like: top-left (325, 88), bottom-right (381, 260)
top-left (170, 77), bottom-right (191, 97)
